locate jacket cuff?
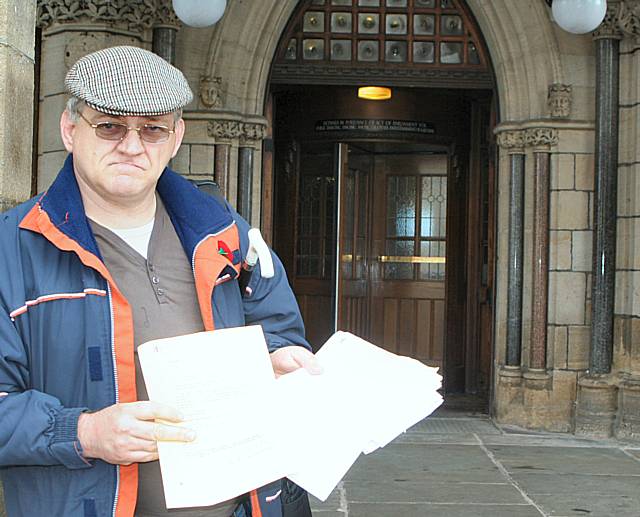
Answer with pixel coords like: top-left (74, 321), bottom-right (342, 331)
top-left (49, 407), bottom-right (93, 469)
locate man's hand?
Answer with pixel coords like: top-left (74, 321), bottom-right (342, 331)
top-left (77, 401), bottom-right (195, 465)
top-left (270, 346), bottom-right (323, 378)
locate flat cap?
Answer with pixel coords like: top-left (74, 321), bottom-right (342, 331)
top-left (65, 45), bottom-right (193, 116)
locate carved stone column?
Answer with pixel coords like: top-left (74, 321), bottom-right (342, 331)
top-left (208, 120), bottom-right (242, 199)
top-left (589, 3), bottom-right (622, 375)
top-left (237, 123), bottom-right (267, 222)
top-left (497, 130), bottom-right (526, 370)
top-left (576, 0), bottom-right (626, 439)
top-left (152, 0), bottom-right (180, 63)
top-left (525, 127), bottom-right (558, 371)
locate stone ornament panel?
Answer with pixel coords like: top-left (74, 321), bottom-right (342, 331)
top-left (207, 120), bottom-right (267, 146)
top-left (496, 127), bottom-right (559, 151)
top-left (524, 128), bottom-right (559, 149)
top-left (37, 0), bottom-right (180, 32)
top-left (496, 130), bottom-right (524, 152)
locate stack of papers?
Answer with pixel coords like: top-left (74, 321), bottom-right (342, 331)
top-left (138, 326), bottom-right (442, 508)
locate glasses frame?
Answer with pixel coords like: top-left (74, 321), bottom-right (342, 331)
top-left (78, 112), bottom-right (176, 144)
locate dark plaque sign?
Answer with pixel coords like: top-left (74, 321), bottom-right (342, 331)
top-left (315, 119), bottom-right (435, 134)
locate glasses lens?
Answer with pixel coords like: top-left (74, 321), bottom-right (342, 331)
top-left (94, 122), bottom-right (128, 141)
top-left (140, 125), bottom-right (171, 143)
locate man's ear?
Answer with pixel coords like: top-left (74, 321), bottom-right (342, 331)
top-left (60, 110), bottom-right (76, 153)
top-left (171, 118), bottom-right (185, 158)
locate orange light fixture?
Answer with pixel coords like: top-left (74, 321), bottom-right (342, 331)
top-left (358, 86), bottom-right (392, 101)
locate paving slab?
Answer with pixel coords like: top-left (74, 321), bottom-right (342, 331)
top-left (408, 417), bottom-right (501, 435)
top-left (510, 471), bottom-right (640, 497)
top-left (346, 443), bottom-right (506, 483)
top-left (486, 445), bottom-right (640, 476)
top-left (348, 503), bottom-right (542, 517)
top-left (343, 480), bottom-right (525, 505)
top-left (533, 493), bottom-right (640, 517)
top-left (482, 434), bottom-right (615, 448)
top-left (393, 432), bottom-right (479, 445)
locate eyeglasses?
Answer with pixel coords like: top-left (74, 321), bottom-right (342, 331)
top-left (78, 112), bottom-right (176, 144)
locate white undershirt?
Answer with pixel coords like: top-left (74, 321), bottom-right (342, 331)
top-left (105, 218), bottom-right (155, 259)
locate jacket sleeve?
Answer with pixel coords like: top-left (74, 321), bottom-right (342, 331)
top-left (0, 306), bottom-right (92, 470)
top-left (232, 213), bottom-right (310, 354)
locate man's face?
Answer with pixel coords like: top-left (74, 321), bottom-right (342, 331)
top-left (60, 106), bottom-right (185, 206)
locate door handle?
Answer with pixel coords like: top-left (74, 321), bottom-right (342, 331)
top-left (377, 255), bottom-right (446, 264)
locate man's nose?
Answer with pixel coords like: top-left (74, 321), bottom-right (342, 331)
top-left (117, 127), bottom-right (145, 153)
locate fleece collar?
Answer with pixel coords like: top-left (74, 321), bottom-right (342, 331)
top-left (37, 154), bottom-right (234, 260)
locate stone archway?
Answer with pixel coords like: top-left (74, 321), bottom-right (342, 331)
top-left (201, 0), bottom-right (565, 121)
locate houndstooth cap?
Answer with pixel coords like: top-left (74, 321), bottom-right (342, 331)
top-left (65, 46), bottom-right (193, 116)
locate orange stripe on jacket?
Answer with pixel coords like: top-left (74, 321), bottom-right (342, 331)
top-left (20, 205), bottom-right (138, 517)
top-left (192, 225), bottom-right (241, 331)
top-left (250, 490), bottom-right (263, 517)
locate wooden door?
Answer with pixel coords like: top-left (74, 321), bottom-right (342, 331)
top-left (290, 142), bottom-right (337, 351)
top-left (337, 150), bottom-right (447, 368)
top-left (337, 144), bottom-right (372, 339)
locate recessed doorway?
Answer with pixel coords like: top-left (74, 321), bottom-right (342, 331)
top-left (270, 85), bottom-right (495, 401)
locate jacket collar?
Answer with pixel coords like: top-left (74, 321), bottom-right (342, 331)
top-left (37, 154), bottom-right (235, 259)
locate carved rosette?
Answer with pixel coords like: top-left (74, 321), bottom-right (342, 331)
top-left (548, 83), bottom-right (572, 119)
top-left (199, 76), bottom-right (223, 109)
top-left (37, 0), bottom-right (180, 32)
top-left (207, 120), bottom-right (267, 147)
top-left (524, 128), bottom-right (559, 150)
top-left (496, 130), bottom-right (525, 153)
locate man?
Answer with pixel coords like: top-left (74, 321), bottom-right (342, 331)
top-left (0, 46), bottom-right (318, 517)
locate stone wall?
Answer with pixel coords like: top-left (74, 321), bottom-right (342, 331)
top-left (0, 0), bottom-right (36, 512)
top-left (613, 30), bottom-right (640, 440)
top-left (0, 0), bottom-right (36, 210)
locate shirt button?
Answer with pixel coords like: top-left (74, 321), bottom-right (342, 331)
top-left (152, 276), bottom-right (159, 284)
top-left (157, 288), bottom-right (165, 296)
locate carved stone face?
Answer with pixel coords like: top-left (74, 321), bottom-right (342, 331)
top-left (548, 84), bottom-right (572, 119)
top-left (200, 76), bottom-right (223, 109)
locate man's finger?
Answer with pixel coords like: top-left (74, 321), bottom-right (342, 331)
top-left (291, 348), bottom-right (323, 375)
top-left (127, 401), bottom-right (184, 422)
top-left (149, 422), bottom-right (197, 442)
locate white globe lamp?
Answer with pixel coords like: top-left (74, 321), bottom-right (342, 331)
top-left (551, 0), bottom-right (607, 34)
top-left (172, 0), bottom-right (227, 28)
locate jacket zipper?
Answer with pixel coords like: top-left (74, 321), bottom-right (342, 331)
top-left (107, 284), bottom-right (120, 517)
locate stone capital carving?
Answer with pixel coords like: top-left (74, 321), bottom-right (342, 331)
top-left (524, 127), bottom-right (559, 149)
top-left (154, 0), bottom-right (181, 28)
top-left (37, 0), bottom-right (180, 32)
top-left (240, 123), bottom-right (268, 146)
top-left (208, 120), bottom-right (244, 140)
top-left (614, 0), bottom-right (640, 39)
top-left (496, 130), bottom-right (525, 152)
top-left (548, 83), bottom-right (572, 119)
top-left (199, 76), bottom-right (223, 109)
top-left (593, 0), bottom-right (630, 40)
top-left (207, 120), bottom-right (268, 146)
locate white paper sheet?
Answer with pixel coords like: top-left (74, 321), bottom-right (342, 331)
top-left (138, 327), bottom-right (443, 508)
top-left (138, 326), bottom-right (287, 508)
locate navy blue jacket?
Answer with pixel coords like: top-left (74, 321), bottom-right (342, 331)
top-left (0, 156), bottom-right (309, 517)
